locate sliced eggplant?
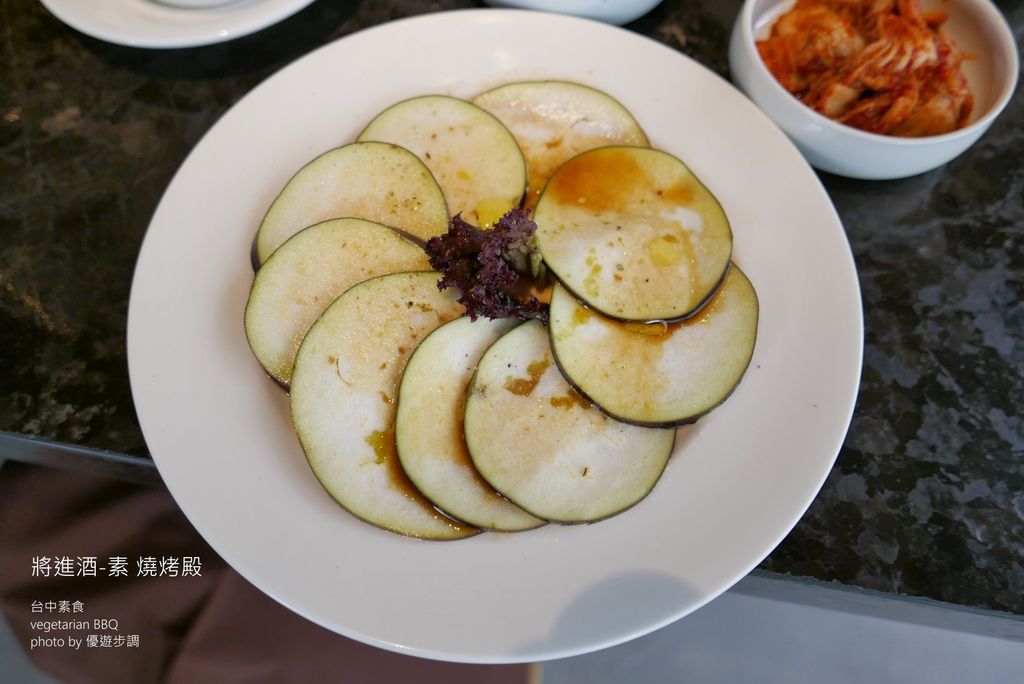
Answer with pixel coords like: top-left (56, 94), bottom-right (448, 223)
top-left (549, 265), bottom-right (758, 427)
top-left (254, 142), bottom-right (448, 264)
top-left (472, 80), bottom-right (648, 207)
top-left (395, 316), bottom-right (546, 531)
top-left (463, 320), bottom-right (675, 523)
top-left (290, 271), bottom-right (475, 540)
top-left (244, 218), bottom-right (431, 387)
top-left (533, 146), bottom-right (733, 321)
top-left (357, 95), bottom-right (526, 228)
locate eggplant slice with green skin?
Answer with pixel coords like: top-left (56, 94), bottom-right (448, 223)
top-left (254, 141), bottom-right (449, 264)
top-left (357, 95), bottom-right (527, 228)
top-left (472, 80), bottom-right (649, 208)
top-left (533, 146), bottom-right (733, 322)
top-left (549, 265), bottom-right (759, 428)
top-left (396, 316), bottom-right (546, 531)
top-left (244, 218), bottom-right (431, 388)
top-left (464, 320), bottom-right (675, 523)
top-left (290, 271), bottom-right (476, 540)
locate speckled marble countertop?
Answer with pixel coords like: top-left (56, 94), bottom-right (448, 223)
top-left (2, 0), bottom-right (1022, 616)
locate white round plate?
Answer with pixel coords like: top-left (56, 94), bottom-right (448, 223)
top-left (39, 0), bottom-right (317, 49)
top-left (128, 9), bottom-right (863, 663)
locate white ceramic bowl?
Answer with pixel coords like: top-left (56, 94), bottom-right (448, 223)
top-left (729, 0), bottom-right (1019, 179)
top-left (482, 0), bottom-right (664, 25)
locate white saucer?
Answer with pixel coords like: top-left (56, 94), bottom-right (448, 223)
top-left (39, 0), bottom-right (318, 49)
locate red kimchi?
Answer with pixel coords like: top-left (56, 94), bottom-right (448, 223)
top-left (757, 0), bottom-right (974, 136)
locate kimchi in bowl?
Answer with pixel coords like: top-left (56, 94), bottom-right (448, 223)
top-left (728, 0), bottom-right (1018, 179)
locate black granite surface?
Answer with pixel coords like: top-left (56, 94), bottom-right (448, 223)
top-left (2, 0), bottom-right (1022, 615)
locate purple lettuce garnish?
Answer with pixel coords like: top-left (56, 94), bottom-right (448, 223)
top-left (425, 208), bottom-right (548, 322)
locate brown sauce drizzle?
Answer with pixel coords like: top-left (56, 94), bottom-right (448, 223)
top-left (362, 423), bottom-right (476, 533)
top-left (547, 148), bottom-right (646, 213)
top-left (549, 387), bottom-right (591, 410)
top-left (448, 395), bottom-right (473, 468)
top-left (504, 358), bottom-right (551, 396)
top-left (364, 424), bottom-right (430, 504)
top-left (660, 179), bottom-right (694, 205)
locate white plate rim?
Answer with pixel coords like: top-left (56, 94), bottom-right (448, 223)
top-left (39, 0), bottom-right (318, 49)
top-left (127, 9), bottom-right (864, 663)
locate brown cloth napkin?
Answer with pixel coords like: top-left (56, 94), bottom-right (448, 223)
top-left (0, 462), bottom-right (534, 684)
